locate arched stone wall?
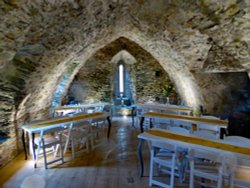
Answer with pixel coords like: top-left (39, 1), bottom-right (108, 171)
top-left (3, 33), bottom-right (205, 169)
top-left (0, 0), bottom-right (250, 168)
top-left (52, 35), bottom-right (205, 112)
top-left (120, 32), bottom-right (205, 110)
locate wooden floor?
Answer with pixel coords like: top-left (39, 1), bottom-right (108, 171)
top-left (0, 117), bottom-right (187, 188)
top-left (0, 117), bottom-right (143, 188)
top-left (0, 117), bottom-right (248, 188)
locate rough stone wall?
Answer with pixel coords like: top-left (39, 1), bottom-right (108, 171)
top-left (67, 56), bottom-right (112, 103)
top-left (67, 41), bottom-right (177, 105)
top-left (194, 72), bottom-right (250, 117)
top-left (134, 49), bottom-right (177, 103)
top-left (0, 0), bottom-right (250, 167)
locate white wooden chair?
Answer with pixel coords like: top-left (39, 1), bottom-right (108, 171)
top-left (103, 104), bottom-right (112, 114)
top-left (34, 126), bottom-right (64, 169)
top-left (135, 107), bottom-right (143, 124)
top-left (223, 136), bottom-right (250, 188)
top-left (189, 148), bottom-right (225, 188)
top-left (169, 126), bottom-right (190, 134)
top-left (90, 117), bottom-right (107, 149)
top-left (63, 120), bottom-right (91, 158)
top-left (152, 118), bottom-right (172, 129)
top-left (149, 141), bottom-right (179, 188)
top-left (136, 107), bottom-right (150, 129)
top-left (93, 105), bottom-right (104, 112)
top-left (162, 109), bottom-right (179, 115)
top-left (196, 123), bottom-right (220, 139)
top-left (86, 107), bottom-right (95, 114)
top-left (172, 120), bottom-right (193, 132)
top-left (91, 116), bottom-right (106, 132)
top-left (162, 129), bottom-right (190, 183)
top-left (197, 116), bottom-right (222, 138)
top-left (201, 115), bottom-right (220, 119)
top-left (54, 108), bottom-right (79, 117)
top-left (193, 130), bottom-right (219, 139)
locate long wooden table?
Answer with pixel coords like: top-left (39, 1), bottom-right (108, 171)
top-left (140, 112), bottom-right (228, 135)
top-left (137, 104), bottom-right (193, 114)
top-left (137, 128), bottom-right (250, 177)
top-left (131, 104), bottom-right (192, 127)
top-left (22, 112), bottom-right (111, 160)
top-left (53, 103), bottom-right (109, 116)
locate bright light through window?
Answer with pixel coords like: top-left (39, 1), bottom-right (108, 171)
top-left (119, 64), bottom-right (124, 93)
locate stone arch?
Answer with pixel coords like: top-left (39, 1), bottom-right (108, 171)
top-left (1, 0), bottom-right (249, 169)
top-left (18, 31), bottom-right (205, 124)
top-left (120, 32), bottom-right (205, 112)
top-left (48, 35), bottom-right (204, 114)
top-left (110, 50), bottom-right (137, 104)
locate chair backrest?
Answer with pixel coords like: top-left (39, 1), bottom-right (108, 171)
top-left (74, 112), bottom-right (88, 116)
top-left (136, 106), bottom-right (151, 118)
top-left (39, 126), bottom-right (65, 141)
top-left (72, 120), bottom-right (90, 129)
top-left (91, 116), bottom-right (106, 124)
top-left (223, 136), bottom-right (250, 166)
top-left (64, 111), bottom-right (77, 117)
top-left (169, 126), bottom-right (190, 134)
top-left (58, 109), bottom-right (77, 117)
top-left (103, 105), bottom-right (112, 115)
top-left (94, 105), bottom-right (104, 112)
top-left (189, 147), bottom-right (223, 163)
top-left (86, 107), bottom-right (95, 114)
top-left (173, 120), bottom-right (192, 130)
top-left (224, 136), bottom-right (250, 146)
top-left (136, 108), bottom-right (144, 116)
top-left (196, 123), bottom-right (221, 139)
top-left (142, 107), bottom-right (151, 113)
top-left (151, 140), bottom-right (176, 153)
top-left (197, 123), bottom-right (220, 131)
top-left (42, 126), bottom-right (64, 135)
top-left (163, 109), bottom-right (179, 115)
top-left (193, 130), bottom-right (218, 139)
top-left (223, 136), bottom-right (250, 187)
top-left (198, 116), bottom-right (221, 134)
top-left (152, 118), bottom-right (172, 129)
top-left (201, 115), bottom-right (220, 119)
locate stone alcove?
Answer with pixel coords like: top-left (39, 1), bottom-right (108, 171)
top-left (64, 46), bottom-right (178, 109)
top-left (110, 51), bottom-right (136, 106)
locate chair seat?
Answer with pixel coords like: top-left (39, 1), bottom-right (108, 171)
top-left (193, 162), bottom-right (221, 181)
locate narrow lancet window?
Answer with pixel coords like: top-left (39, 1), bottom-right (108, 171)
top-left (119, 64), bottom-right (124, 94)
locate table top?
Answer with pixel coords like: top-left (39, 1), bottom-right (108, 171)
top-left (53, 103), bottom-right (110, 111)
top-left (22, 112), bottom-right (108, 132)
top-left (143, 112), bottom-right (228, 127)
top-left (138, 128), bottom-right (250, 156)
top-left (137, 104), bottom-right (192, 112)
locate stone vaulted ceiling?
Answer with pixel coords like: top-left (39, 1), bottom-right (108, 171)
top-left (0, 0), bottom-right (250, 167)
